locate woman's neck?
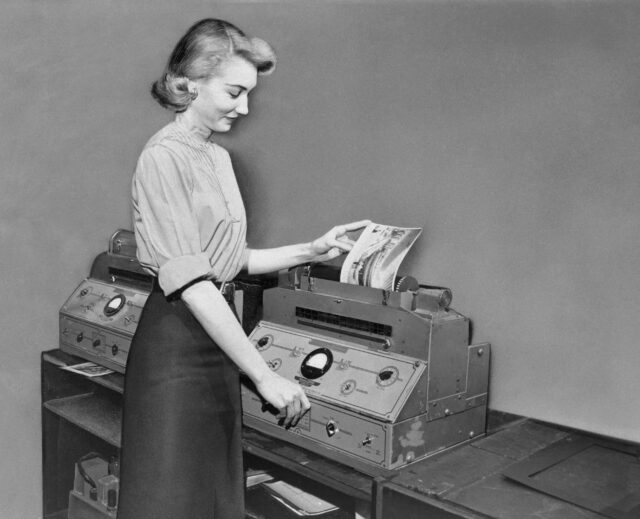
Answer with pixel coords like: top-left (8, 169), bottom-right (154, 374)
top-left (175, 112), bottom-right (212, 142)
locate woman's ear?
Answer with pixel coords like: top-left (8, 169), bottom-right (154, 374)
top-left (187, 80), bottom-right (199, 100)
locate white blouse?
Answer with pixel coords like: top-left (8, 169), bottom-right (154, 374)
top-left (132, 121), bottom-right (248, 297)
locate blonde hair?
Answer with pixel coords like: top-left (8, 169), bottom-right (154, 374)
top-left (151, 19), bottom-right (276, 112)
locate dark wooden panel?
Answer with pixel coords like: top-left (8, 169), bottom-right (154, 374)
top-left (387, 444), bottom-right (511, 498)
top-left (471, 420), bottom-right (570, 461)
top-left (445, 473), bottom-right (601, 519)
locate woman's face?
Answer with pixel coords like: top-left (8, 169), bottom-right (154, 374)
top-left (189, 55), bottom-right (258, 134)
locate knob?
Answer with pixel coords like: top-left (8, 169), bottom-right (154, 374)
top-left (325, 420), bottom-right (338, 437)
top-left (92, 339), bottom-right (101, 348)
top-left (379, 370), bottom-right (393, 381)
top-left (76, 332), bottom-right (84, 343)
top-left (267, 358), bottom-right (282, 371)
top-left (256, 336), bottom-right (272, 351)
top-left (111, 344), bottom-right (119, 356)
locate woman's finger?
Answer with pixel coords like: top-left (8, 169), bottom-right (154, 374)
top-left (331, 238), bottom-right (355, 251)
top-left (286, 399), bottom-right (301, 427)
top-left (300, 391), bottom-right (311, 411)
top-left (341, 219), bottom-right (371, 232)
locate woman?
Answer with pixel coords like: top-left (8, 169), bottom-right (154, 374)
top-left (118, 18), bottom-right (368, 519)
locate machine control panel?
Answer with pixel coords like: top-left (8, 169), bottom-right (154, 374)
top-left (248, 322), bottom-right (427, 422)
top-left (59, 278), bottom-right (149, 373)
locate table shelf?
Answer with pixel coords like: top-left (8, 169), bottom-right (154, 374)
top-left (44, 392), bottom-right (122, 447)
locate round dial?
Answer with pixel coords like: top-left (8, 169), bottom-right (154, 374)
top-left (300, 348), bottom-right (333, 380)
top-left (103, 294), bottom-right (126, 317)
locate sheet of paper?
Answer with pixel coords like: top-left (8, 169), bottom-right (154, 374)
top-left (61, 362), bottom-right (115, 377)
top-left (262, 480), bottom-right (338, 516)
top-left (340, 223), bottom-right (422, 290)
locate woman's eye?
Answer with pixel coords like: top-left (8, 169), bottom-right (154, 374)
top-left (228, 90), bottom-right (241, 99)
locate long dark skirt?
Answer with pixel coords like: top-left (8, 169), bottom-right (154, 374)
top-left (118, 282), bottom-right (245, 519)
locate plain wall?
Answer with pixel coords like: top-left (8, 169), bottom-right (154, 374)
top-left (2, 1), bottom-right (640, 517)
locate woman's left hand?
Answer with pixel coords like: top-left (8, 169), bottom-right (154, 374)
top-left (310, 220), bottom-right (371, 262)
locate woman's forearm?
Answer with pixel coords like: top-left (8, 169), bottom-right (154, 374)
top-left (180, 280), bottom-right (310, 425)
top-left (244, 220), bottom-right (371, 275)
top-left (245, 243), bottom-right (317, 275)
top-left (180, 281), bottom-right (270, 384)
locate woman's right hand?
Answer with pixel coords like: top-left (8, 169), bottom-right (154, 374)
top-left (254, 370), bottom-right (311, 428)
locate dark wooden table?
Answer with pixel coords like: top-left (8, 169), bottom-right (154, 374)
top-left (43, 348), bottom-right (637, 519)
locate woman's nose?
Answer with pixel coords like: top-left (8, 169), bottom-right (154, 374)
top-left (236, 95), bottom-right (249, 115)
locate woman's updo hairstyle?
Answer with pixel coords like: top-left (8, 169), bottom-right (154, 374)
top-left (151, 18), bottom-right (276, 112)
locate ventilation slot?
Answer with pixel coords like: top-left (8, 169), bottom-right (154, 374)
top-left (296, 307), bottom-right (392, 337)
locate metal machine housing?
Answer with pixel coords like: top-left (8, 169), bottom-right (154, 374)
top-left (241, 266), bottom-right (491, 474)
top-left (59, 230), bottom-right (152, 373)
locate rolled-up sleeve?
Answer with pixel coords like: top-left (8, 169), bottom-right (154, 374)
top-left (133, 144), bottom-right (212, 296)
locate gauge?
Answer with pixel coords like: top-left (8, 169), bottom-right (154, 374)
top-left (103, 294), bottom-right (126, 317)
top-left (300, 348), bottom-right (333, 380)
